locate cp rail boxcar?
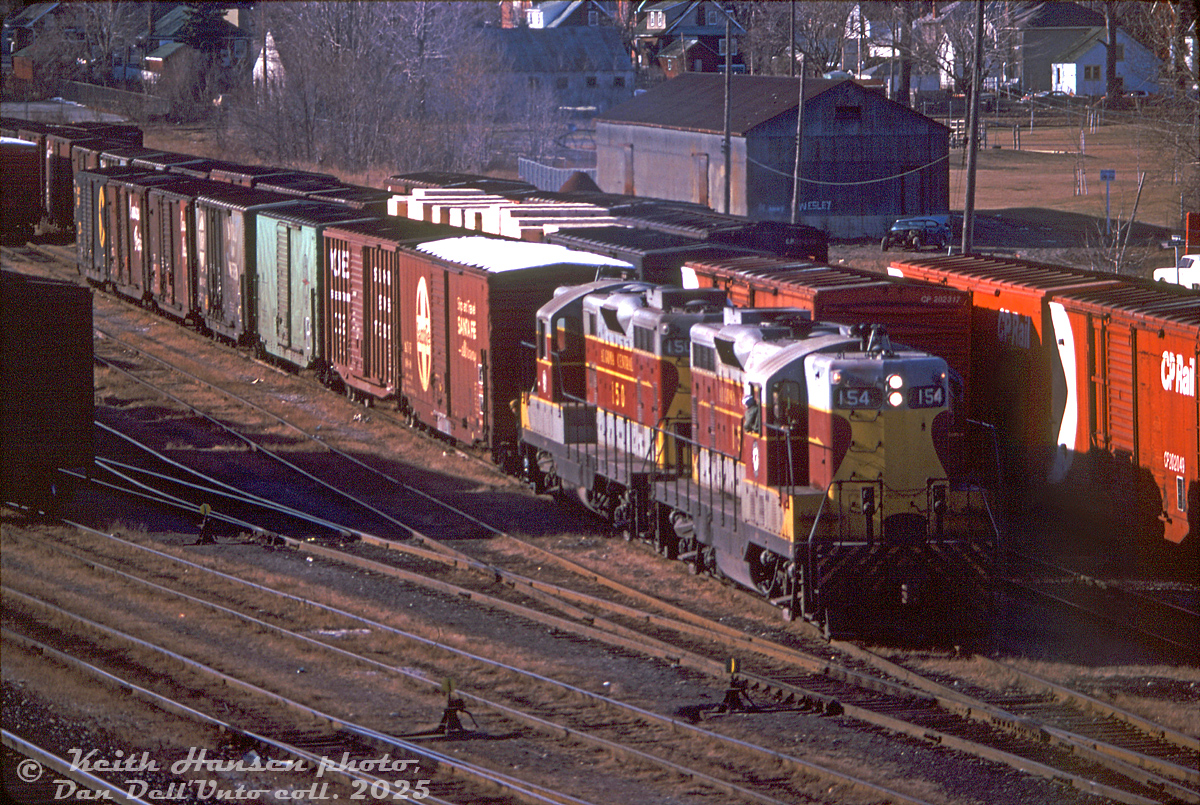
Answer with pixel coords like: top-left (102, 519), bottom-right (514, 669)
top-left (886, 256), bottom-right (1122, 475)
top-left (322, 217), bottom-right (473, 402)
top-left (254, 201), bottom-right (378, 371)
top-left (1, 270), bottom-right (94, 511)
top-left (403, 237), bottom-right (633, 464)
top-left (887, 253), bottom-right (1196, 575)
top-left (1048, 283), bottom-right (1199, 575)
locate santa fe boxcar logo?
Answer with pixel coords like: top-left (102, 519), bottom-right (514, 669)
top-left (416, 276), bottom-right (432, 392)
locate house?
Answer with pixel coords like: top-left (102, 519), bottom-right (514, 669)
top-left (252, 30), bottom-right (284, 94)
top-left (512, 1), bottom-right (616, 29)
top-left (632, 1), bottom-right (744, 77)
top-left (1001, 1), bottom-right (1106, 94)
top-left (141, 3), bottom-right (250, 71)
top-left (480, 26), bottom-right (635, 116)
top-left (595, 73), bottom-right (949, 238)
top-left (1051, 27), bottom-right (1162, 97)
top-left (2, 2), bottom-right (62, 58)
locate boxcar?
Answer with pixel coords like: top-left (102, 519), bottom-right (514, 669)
top-left (105, 171), bottom-right (197, 304)
top-left (309, 184), bottom-right (393, 216)
top-left (322, 217), bottom-right (475, 401)
top-left (207, 162), bottom-right (305, 188)
top-left (1, 137), bottom-right (42, 242)
top-left (398, 237), bottom-right (632, 463)
top-left (256, 173), bottom-right (347, 199)
top-left (47, 128), bottom-right (138, 232)
top-left (547, 225), bottom-right (756, 284)
top-left (130, 150), bottom-right (209, 173)
top-left (1048, 283), bottom-right (1199, 572)
top-left (255, 201), bottom-right (378, 369)
top-left (98, 144), bottom-right (169, 169)
top-left (1, 270), bottom-right (94, 511)
top-left (193, 185), bottom-right (295, 344)
top-left (75, 166), bottom-right (162, 288)
top-left (145, 177), bottom-right (208, 322)
top-left (886, 256), bottom-right (1122, 465)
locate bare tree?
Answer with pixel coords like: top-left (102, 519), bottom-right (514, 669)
top-left (64, 1), bottom-right (147, 86)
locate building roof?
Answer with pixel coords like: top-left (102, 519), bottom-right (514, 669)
top-left (480, 26), bottom-right (632, 73)
top-left (1010, 1), bottom-right (1104, 30)
top-left (149, 3), bottom-right (246, 41)
top-left (531, 0), bottom-right (612, 28)
top-left (597, 73), bottom-right (844, 135)
top-left (3, 2), bottom-right (59, 30)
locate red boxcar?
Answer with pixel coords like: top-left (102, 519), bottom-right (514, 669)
top-left (1049, 284), bottom-right (1199, 568)
top-left (145, 178), bottom-right (206, 322)
top-left (395, 237), bottom-right (631, 463)
top-left (109, 172), bottom-right (195, 304)
top-left (886, 255), bottom-right (1121, 458)
top-left (323, 217), bottom-right (472, 401)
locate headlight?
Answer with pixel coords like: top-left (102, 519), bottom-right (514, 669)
top-left (887, 373), bottom-right (904, 390)
top-left (888, 390), bottom-right (904, 407)
top-left (830, 369), bottom-right (842, 384)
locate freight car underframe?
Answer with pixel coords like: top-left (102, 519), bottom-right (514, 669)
top-left (520, 396), bottom-right (997, 637)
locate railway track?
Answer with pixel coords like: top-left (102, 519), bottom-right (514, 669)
top-left (39, 429), bottom-right (1199, 805)
top-left (1005, 552), bottom-right (1200, 656)
top-left (5, 520), bottom-right (945, 805)
top-left (6, 241), bottom-right (1198, 804)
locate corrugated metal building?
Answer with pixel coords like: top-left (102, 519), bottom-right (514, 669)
top-left (595, 74), bottom-right (950, 240)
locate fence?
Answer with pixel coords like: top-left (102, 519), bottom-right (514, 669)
top-left (54, 80), bottom-right (170, 119)
top-left (518, 157), bottom-right (596, 193)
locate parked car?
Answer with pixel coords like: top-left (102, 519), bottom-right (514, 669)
top-left (1152, 254), bottom-right (1200, 290)
top-left (881, 216), bottom-right (952, 252)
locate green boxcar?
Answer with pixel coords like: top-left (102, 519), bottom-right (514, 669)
top-left (254, 201), bottom-right (375, 370)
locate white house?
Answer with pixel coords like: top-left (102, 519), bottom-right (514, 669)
top-left (1051, 27), bottom-right (1162, 96)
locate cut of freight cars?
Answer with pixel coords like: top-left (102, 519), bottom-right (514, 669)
top-left (0, 271), bottom-right (94, 511)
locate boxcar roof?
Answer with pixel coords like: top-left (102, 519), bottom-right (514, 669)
top-left (323, 217), bottom-right (469, 243)
top-left (194, 185), bottom-right (303, 211)
top-left (889, 255), bottom-right (1122, 292)
top-left (255, 200), bottom-right (378, 227)
top-left (417, 236), bottom-right (632, 273)
top-left (1053, 284), bottom-right (1200, 329)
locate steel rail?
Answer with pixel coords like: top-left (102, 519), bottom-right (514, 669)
top-left (34, 522), bottom-right (943, 805)
top-left (15, 533), bottom-right (810, 805)
top-left (1, 729), bottom-right (156, 805)
top-left (2, 586), bottom-right (597, 805)
top-left (1, 630), bottom-right (463, 805)
top-left (92, 352), bottom-right (422, 540)
top-left (49, 520), bottom-right (1172, 805)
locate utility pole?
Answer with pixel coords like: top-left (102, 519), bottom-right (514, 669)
top-left (791, 56), bottom-right (806, 224)
top-left (723, 13), bottom-right (732, 215)
top-left (962, 0), bottom-right (984, 255)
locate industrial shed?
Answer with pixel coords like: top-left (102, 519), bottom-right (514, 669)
top-left (595, 74), bottom-right (950, 240)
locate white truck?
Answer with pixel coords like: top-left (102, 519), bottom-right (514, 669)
top-left (1152, 254), bottom-right (1200, 290)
